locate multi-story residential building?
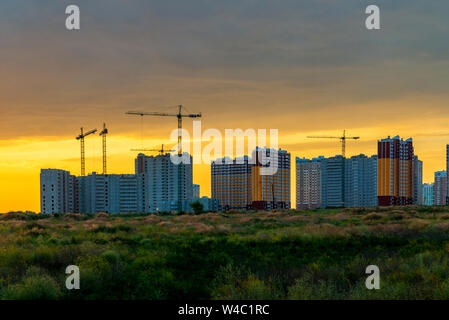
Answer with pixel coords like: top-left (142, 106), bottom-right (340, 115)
top-left (296, 154), bottom-right (377, 209)
top-left (296, 157), bottom-right (323, 209)
top-left (211, 148), bottom-right (290, 211)
top-left (211, 156), bottom-right (252, 210)
top-left (413, 156), bottom-right (423, 205)
top-left (344, 154), bottom-right (378, 207)
top-left (377, 136), bottom-right (414, 206)
top-left (41, 152), bottom-right (193, 214)
top-left (193, 184), bottom-right (200, 198)
top-left (40, 169), bottom-right (76, 214)
top-left (135, 153), bottom-right (193, 213)
top-left (77, 172), bottom-right (140, 214)
top-left (321, 155), bottom-right (345, 208)
top-left (251, 148), bottom-right (291, 210)
top-left (434, 171), bottom-right (447, 206)
top-left (446, 144), bottom-right (449, 204)
top-left (423, 183), bottom-right (434, 206)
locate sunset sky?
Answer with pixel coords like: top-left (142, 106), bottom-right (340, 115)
top-left (1, 0), bottom-right (449, 212)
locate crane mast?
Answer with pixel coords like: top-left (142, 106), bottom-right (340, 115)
top-left (76, 127), bottom-right (97, 176)
top-left (99, 123), bottom-right (108, 174)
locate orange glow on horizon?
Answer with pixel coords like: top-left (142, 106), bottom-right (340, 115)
top-left (1, 124), bottom-right (448, 212)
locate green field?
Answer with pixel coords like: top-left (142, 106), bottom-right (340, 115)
top-left (1, 207), bottom-right (449, 300)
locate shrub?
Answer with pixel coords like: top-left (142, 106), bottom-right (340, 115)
top-left (102, 250), bottom-right (120, 266)
top-left (211, 264), bottom-right (282, 299)
top-left (190, 201), bottom-right (204, 215)
top-left (1, 269), bottom-right (62, 300)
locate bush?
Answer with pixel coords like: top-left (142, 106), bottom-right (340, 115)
top-left (211, 264), bottom-right (282, 299)
top-left (190, 201), bottom-right (204, 215)
top-left (1, 268), bottom-right (62, 300)
top-left (102, 250), bottom-right (120, 266)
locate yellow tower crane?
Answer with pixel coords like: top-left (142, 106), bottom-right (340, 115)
top-left (307, 130), bottom-right (360, 158)
top-left (131, 144), bottom-right (175, 155)
top-left (126, 105), bottom-right (201, 155)
top-left (76, 127), bottom-right (97, 176)
top-left (99, 123), bottom-right (108, 174)
top-left (126, 105), bottom-right (202, 213)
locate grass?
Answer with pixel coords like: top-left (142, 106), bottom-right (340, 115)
top-left (1, 206), bottom-right (449, 299)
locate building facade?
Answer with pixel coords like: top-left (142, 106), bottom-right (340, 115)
top-left (413, 156), bottom-right (423, 205)
top-left (434, 171), bottom-right (447, 206)
top-left (296, 154), bottom-right (377, 209)
top-left (251, 148), bottom-right (291, 210)
top-left (446, 144), bottom-right (449, 204)
top-left (321, 155), bottom-right (345, 208)
top-left (377, 136), bottom-right (414, 206)
top-left (296, 157), bottom-right (323, 209)
top-left (211, 148), bottom-right (291, 211)
top-left (344, 154), bottom-right (378, 207)
top-left (135, 153), bottom-right (193, 213)
top-left (423, 183), bottom-right (434, 206)
top-left (211, 156), bottom-right (252, 210)
top-left (41, 153), bottom-right (193, 214)
top-left (76, 172), bottom-right (141, 214)
top-left (40, 169), bottom-right (76, 214)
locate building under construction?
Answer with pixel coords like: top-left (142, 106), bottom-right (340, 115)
top-left (211, 147), bottom-right (291, 211)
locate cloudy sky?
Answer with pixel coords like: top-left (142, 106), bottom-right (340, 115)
top-left (1, 0), bottom-right (448, 211)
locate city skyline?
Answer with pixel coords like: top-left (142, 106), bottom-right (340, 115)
top-left (5, 128), bottom-right (449, 212)
top-left (5, 127), bottom-right (449, 212)
top-left (2, 0), bottom-right (449, 212)
top-left (38, 136), bottom-right (431, 213)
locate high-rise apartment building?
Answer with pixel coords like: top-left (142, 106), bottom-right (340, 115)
top-left (413, 156), bottom-right (423, 205)
top-left (377, 136), bottom-right (414, 206)
top-left (446, 144), bottom-right (449, 204)
top-left (251, 148), bottom-right (291, 210)
top-left (344, 154), bottom-right (378, 207)
top-left (41, 152), bottom-right (194, 214)
top-left (423, 183), bottom-right (434, 206)
top-left (135, 153), bottom-right (193, 213)
top-left (78, 172), bottom-right (141, 214)
top-left (434, 171), bottom-right (447, 206)
top-left (321, 155), bottom-right (345, 208)
top-left (211, 148), bottom-right (290, 211)
top-left (296, 157), bottom-right (323, 209)
top-left (40, 169), bottom-right (76, 214)
top-left (296, 154), bottom-right (377, 209)
top-left (211, 156), bottom-right (252, 210)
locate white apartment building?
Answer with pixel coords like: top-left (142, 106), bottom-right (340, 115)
top-left (78, 172), bottom-right (141, 214)
top-left (40, 169), bottom-right (76, 214)
top-left (135, 153), bottom-right (193, 213)
top-left (296, 157), bottom-right (322, 209)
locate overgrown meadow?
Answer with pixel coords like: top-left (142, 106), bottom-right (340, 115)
top-left (1, 206), bottom-right (449, 300)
